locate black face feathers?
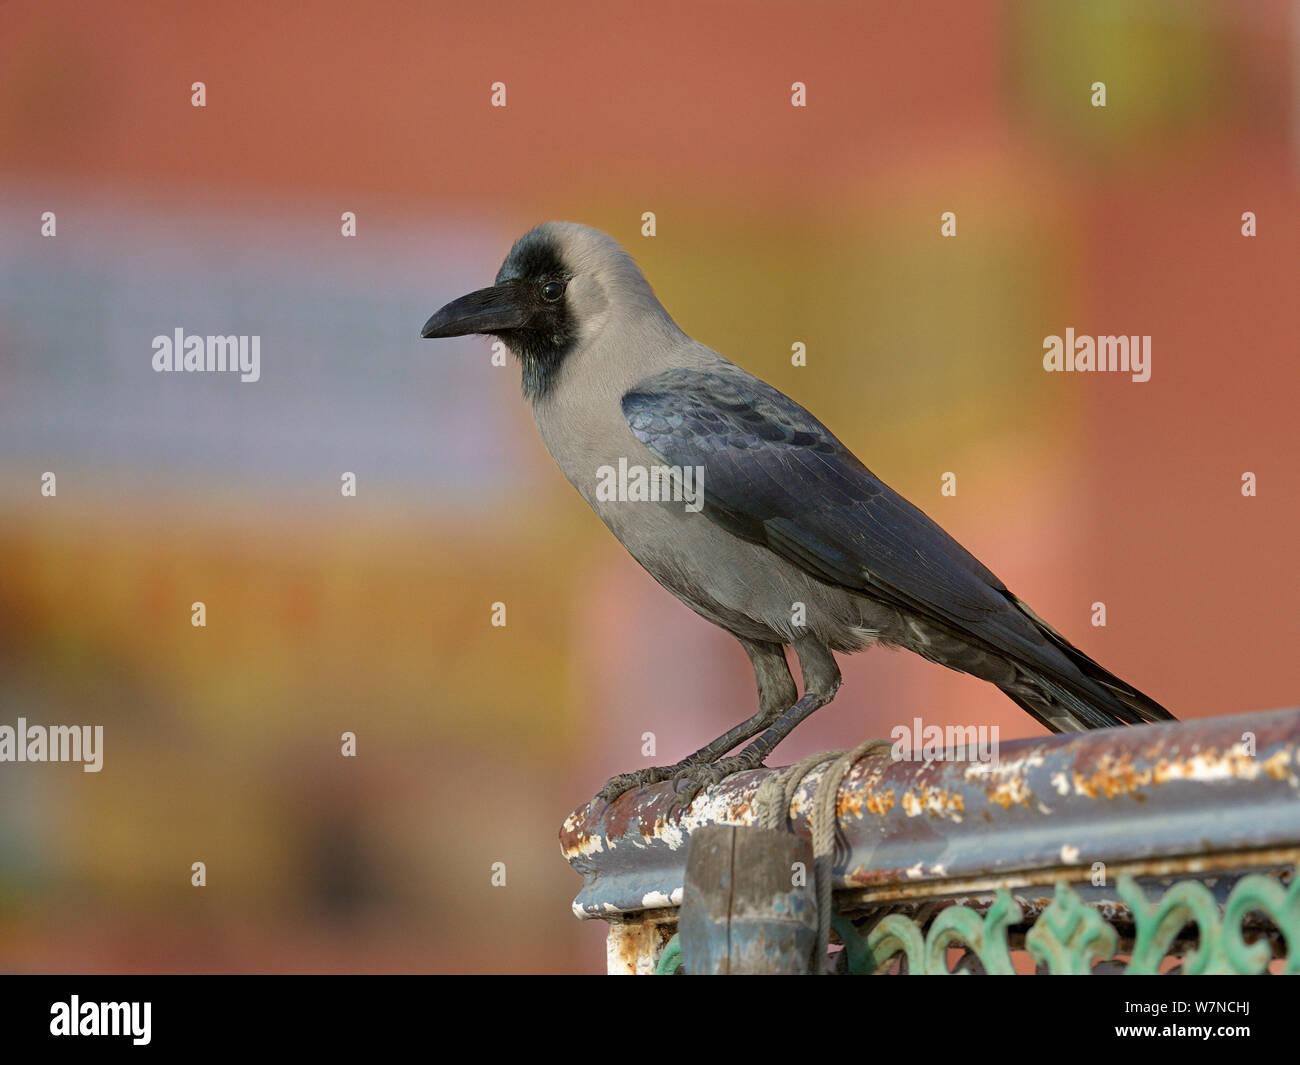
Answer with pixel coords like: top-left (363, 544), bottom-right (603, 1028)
top-left (494, 231), bottom-right (578, 402)
top-left (494, 229), bottom-right (568, 287)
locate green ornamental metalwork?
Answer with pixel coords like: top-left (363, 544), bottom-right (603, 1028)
top-left (655, 867), bottom-right (1299, 974)
top-left (654, 935), bottom-right (683, 975)
top-left (1024, 881), bottom-right (1118, 974)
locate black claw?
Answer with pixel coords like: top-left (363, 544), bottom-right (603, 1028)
top-left (595, 764), bottom-right (681, 807)
top-left (593, 755), bottom-right (765, 817)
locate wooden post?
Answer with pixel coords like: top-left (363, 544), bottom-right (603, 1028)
top-left (678, 824), bottom-right (817, 974)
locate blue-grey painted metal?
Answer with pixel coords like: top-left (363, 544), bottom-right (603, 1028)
top-left (561, 707), bottom-right (1300, 920)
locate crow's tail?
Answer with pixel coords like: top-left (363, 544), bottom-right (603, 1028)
top-left (1002, 595), bottom-right (1177, 733)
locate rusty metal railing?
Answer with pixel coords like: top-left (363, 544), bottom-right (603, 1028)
top-left (561, 706), bottom-right (1300, 974)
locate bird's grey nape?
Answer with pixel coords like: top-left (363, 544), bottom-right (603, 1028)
top-left (494, 230), bottom-right (578, 402)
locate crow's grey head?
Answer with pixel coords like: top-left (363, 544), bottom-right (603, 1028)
top-left (421, 222), bottom-right (665, 401)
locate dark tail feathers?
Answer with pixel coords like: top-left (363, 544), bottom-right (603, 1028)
top-left (1004, 595), bottom-right (1176, 733)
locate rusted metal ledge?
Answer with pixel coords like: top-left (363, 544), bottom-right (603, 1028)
top-left (561, 707), bottom-right (1300, 927)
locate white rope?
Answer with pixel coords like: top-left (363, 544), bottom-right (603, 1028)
top-left (755, 738), bottom-right (893, 972)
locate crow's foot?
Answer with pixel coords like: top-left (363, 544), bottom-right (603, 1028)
top-left (668, 752), bottom-right (767, 811)
top-left (595, 752), bottom-right (767, 814)
top-left (596, 764), bottom-right (679, 806)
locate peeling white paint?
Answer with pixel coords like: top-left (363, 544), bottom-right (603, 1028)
top-left (964, 751), bottom-right (1046, 780)
top-left (564, 832), bottom-right (605, 860)
top-left (640, 890), bottom-right (675, 909)
top-left (1160, 745), bottom-right (1294, 785)
top-left (900, 788), bottom-right (963, 821)
top-left (1070, 744), bottom-right (1298, 797)
top-left (656, 820), bottom-right (686, 851)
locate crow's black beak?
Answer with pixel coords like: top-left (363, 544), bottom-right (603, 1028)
top-left (420, 282), bottom-right (530, 339)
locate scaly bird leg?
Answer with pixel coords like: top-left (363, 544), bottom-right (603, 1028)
top-left (595, 638), bottom-right (796, 805)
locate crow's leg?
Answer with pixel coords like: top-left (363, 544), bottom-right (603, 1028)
top-left (596, 637), bottom-right (795, 805)
top-left (675, 637), bottom-right (798, 763)
top-left (669, 638), bottom-right (842, 808)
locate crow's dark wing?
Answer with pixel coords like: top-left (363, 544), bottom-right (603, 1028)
top-left (623, 367), bottom-right (1021, 633)
top-left (622, 366), bottom-right (1172, 728)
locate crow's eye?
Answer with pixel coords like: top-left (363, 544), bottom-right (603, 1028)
top-left (541, 280), bottom-right (566, 303)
